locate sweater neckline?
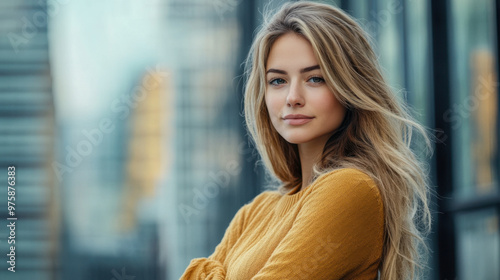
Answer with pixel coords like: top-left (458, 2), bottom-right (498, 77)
top-left (275, 182), bottom-right (306, 216)
top-left (285, 182), bottom-right (302, 196)
top-left (277, 169), bottom-right (345, 215)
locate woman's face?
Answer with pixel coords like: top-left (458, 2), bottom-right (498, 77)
top-left (265, 32), bottom-right (346, 146)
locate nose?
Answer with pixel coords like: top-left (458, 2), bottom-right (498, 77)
top-left (286, 81), bottom-right (305, 107)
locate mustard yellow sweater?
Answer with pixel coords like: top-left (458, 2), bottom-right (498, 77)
top-left (180, 168), bottom-right (385, 280)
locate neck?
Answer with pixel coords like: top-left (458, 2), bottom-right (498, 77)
top-left (297, 136), bottom-right (330, 191)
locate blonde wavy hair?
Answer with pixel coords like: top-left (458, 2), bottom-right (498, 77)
top-left (243, 1), bottom-right (434, 279)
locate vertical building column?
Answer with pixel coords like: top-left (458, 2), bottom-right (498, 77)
top-left (430, 1), bottom-right (456, 279)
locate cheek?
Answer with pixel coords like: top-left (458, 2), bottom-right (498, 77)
top-left (265, 94), bottom-right (285, 134)
top-left (265, 93), bottom-right (281, 118)
top-left (313, 92), bottom-right (346, 121)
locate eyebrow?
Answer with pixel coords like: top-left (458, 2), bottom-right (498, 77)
top-left (266, 65), bottom-right (320, 75)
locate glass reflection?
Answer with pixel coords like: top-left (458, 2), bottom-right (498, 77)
top-left (450, 0), bottom-right (498, 197)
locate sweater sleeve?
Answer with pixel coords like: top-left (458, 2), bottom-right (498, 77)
top-left (251, 170), bottom-right (385, 280)
top-left (180, 201), bottom-right (250, 280)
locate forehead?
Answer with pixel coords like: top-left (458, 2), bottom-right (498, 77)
top-left (266, 33), bottom-right (319, 71)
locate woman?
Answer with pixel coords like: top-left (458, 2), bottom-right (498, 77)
top-left (181, 1), bottom-right (432, 279)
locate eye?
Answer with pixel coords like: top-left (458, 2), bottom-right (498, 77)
top-left (269, 78), bottom-right (286, 86)
top-left (308, 76), bottom-right (325, 84)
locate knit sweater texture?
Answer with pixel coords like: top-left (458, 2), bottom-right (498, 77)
top-left (180, 168), bottom-right (385, 280)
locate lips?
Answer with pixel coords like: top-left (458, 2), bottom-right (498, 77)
top-left (283, 114), bottom-right (314, 119)
top-left (282, 114), bottom-right (314, 125)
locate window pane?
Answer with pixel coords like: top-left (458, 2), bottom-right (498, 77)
top-left (346, 0), bottom-right (370, 24)
top-left (449, 0), bottom-right (498, 198)
top-left (405, 0), bottom-right (432, 127)
top-left (455, 208), bottom-right (500, 279)
top-left (375, 0), bottom-right (405, 91)
top-left (347, 0), bottom-right (408, 99)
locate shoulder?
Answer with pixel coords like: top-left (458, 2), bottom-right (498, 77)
top-left (314, 168), bottom-right (379, 193)
top-left (309, 168), bottom-right (383, 211)
top-left (315, 168), bottom-right (377, 187)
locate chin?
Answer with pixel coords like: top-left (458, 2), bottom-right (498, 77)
top-left (280, 133), bottom-right (314, 144)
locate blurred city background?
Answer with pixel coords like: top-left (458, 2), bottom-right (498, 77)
top-left (0, 0), bottom-right (498, 279)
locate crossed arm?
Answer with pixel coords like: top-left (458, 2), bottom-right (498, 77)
top-left (180, 202), bottom-right (249, 279)
top-left (180, 171), bottom-right (385, 280)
